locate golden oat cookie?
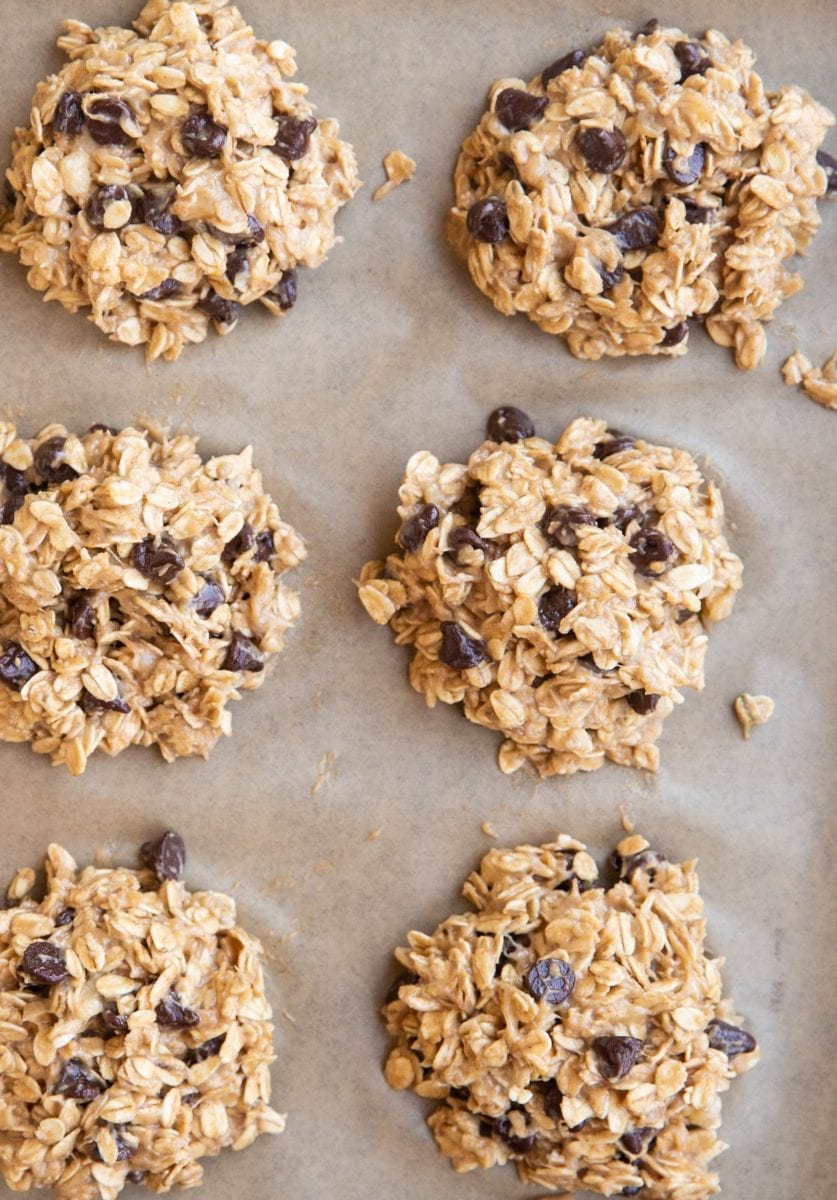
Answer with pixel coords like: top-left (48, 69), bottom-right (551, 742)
top-left (357, 409), bottom-right (741, 778)
top-left (0, 0), bottom-right (360, 362)
top-left (0, 421), bottom-right (305, 774)
top-left (0, 832), bottom-right (284, 1199)
top-left (449, 21), bottom-right (834, 368)
top-left (383, 832), bottom-right (759, 1197)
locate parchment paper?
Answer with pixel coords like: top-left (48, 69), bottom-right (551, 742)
top-left (0, 1), bottom-right (835, 1197)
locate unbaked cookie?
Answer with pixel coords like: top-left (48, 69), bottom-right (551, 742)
top-left (0, 831), bottom-right (283, 1198)
top-left (0, 0), bottom-right (360, 362)
top-left (449, 21), bottom-right (834, 368)
top-left (0, 421), bottom-right (305, 774)
top-left (358, 409), bottom-right (741, 777)
top-left (383, 832), bottom-right (759, 1197)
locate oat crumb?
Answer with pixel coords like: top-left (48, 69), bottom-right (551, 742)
top-left (781, 349), bottom-right (837, 410)
top-left (365, 827), bottom-right (382, 842)
top-left (373, 149), bottom-right (417, 201)
top-left (311, 751), bottom-right (335, 796)
top-left (480, 821), bottom-right (499, 838)
top-left (282, 1009), bottom-right (297, 1024)
top-left (618, 805), bottom-right (635, 834)
top-left (734, 693), bottom-right (775, 739)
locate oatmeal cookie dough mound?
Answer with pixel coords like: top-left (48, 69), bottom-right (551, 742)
top-left (450, 22), bottom-right (834, 369)
top-left (0, 0), bottom-right (360, 362)
top-left (0, 832), bottom-right (284, 1198)
top-left (358, 410), bottom-right (741, 778)
top-left (0, 421), bottom-right (305, 774)
top-left (383, 832), bottom-right (759, 1197)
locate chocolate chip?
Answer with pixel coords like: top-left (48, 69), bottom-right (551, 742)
top-left (683, 199), bottom-right (713, 224)
top-left (449, 1085), bottom-right (470, 1101)
top-left (226, 247), bottom-right (250, 289)
top-left (0, 495), bottom-right (24, 525)
top-left (126, 1171), bottom-right (145, 1184)
top-left (53, 91), bottom-right (85, 136)
top-left (592, 1035), bottom-right (643, 1079)
top-left (598, 262), bottom-right (624, 290)
top-left (130, 535), bottom-right (185, 584)
top-left (664, 142), bottom-right (706, 186)
top-left (180, 107), bottom-right (227, 158)
top-left (85, 185), bottom-right (131, 229)
top-left (595, 432), bottom-right (635, 459)
top-left (398, 504), bottom-right (440, 552)
top-left (80, 690), bottom-right (130, 716)
top-left (97, 1007), bottom-right (129, 1036)
top-left (55, 908), bottom-right (75, 927)
top-left (0, 463), bottom-right (27, 494)
top-left (438, 621), bottom-right (488, 670)
top-left (707, 1019), bottom-right (757, 1057)
top-left (55, 1058), bottom-right (105, 1102)
top-left (270, 269), bottom-right (298, 311)
top-left (525, 958), bottom-right (576, 1005)
top-left (156, 990), bottom-right (199, 1029)
top-left (674, 41), bottom-right (709, 80)
top-left (192, 579), bottom-right (225, 617)
top-left (542, 49), bottom-right (586, 88)
top-left (661, 320), bottom-right (688, 347)
top-left (614, 848), bottom-right (665, 882)
top-left (639, 18), bottom-right (659, 35)
top-left (139, 278), bottom-right (180, 301)
top-left (816, 149), bottom-right (837, 193)
top-left (629, 528), bottom-right (675, 574)
top-left (140, 831), bottom-right (186, 883)
top-left (610, 504), bottom-right (643, 532)
top-left (222, 521), bottom-right (255, 563)
top-left (606, 207), bottom-right (661, 251)
top-left (621, 1187), bottom-right (645, 1196)
top-left (449, 526), bottom-right (490, 558)
top-left (621, 1127), bottom-right (655, 1156)
top-left (0, 642), bottom-right (39, 690)
top-left (184, 1035), bottom-right (223, 1065)
top-left (34, 437), bottom-right (78, 483)
top-left (478, 1119), bottom-right (494, 1138)
top-left (577, 127), bottom-right (627, 174)
top-left (223, 630), bottom-right (264, 673)
top-left (625, 691), bottom-right (659, 714)
top-left (494, 88), bottom-right (548, 132)
top-left (466, 196), bottom-right (509, 243)
top-left (541, 1079), bottom-right (563, 1121)
top-left (494, 1114), bottom-right (536, 1155)
top-left (578, 654), bottom-right (607, 675)
top-left (87, 98), bottom-right (136, 146)
top-left (22, 941), bottom-right (68, 985)
top-left (138, 185), bottom-right (182, 236)
top-left (541, 505), bottom-right (596, 548)
top-left (538, 586), bottom-right (576, 632)
top-left (254, 531), bottom-right (275, 563)
top-left (198, 290), bottom-right (240, 326)
top-left (271, 114), bottom-right (317, 161)
top-left (486, 406), bottom-right (535, 444)
top-left (87, 424), bottom-right (117, 435)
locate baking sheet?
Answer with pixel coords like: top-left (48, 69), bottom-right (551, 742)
top-left (0, 0), bottom-right (835, 1196)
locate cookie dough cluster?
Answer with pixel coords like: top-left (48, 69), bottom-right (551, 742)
top-left (0, 421), bottom-right (305, 774)
top-left (358, 410), bottom-right (742, 777)
top-left (449, 22), bottom-right (834, 368)
top-left (0, 0), bottom-right (360, 361)
top-left (0, 833), bottom-right (284, 1199)
top-left (383, 832), bottom-right (759, 1197)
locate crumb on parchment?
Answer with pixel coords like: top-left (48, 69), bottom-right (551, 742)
top-left (781, 349), bottom-right (837, 410)
top-left (373, 149), bottom-right (417, 201)
top-left (733, 693), bottom-right (775, 739)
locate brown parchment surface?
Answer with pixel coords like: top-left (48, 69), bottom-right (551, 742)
top-left (0, 1), bottom-right (834, 1197)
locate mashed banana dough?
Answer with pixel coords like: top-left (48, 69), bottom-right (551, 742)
top-left (383, 832), bottom-right (759, 1197)
top-left (449, 21), bottom-right (834, 368)
top-left (0, 0), bottom-right (360, 361)
top-left (358, 409), bottom-right (741, 778)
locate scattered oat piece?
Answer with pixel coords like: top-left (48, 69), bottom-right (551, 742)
top-left (0, 421), bottom-right (304, 774)
top-left (0, 0), bottom-right (360, 362)
top-left (382, 832), bottom-right (759, 1195)
top-left (0, 834), bottom-right (285, 1197)
top-left (450, 24), bottom-right (834, 368)
top-left (373, 149), bottom-right (417, 201)
top-left (734, 693), bottom-right (775, 739)
top-left (481, 820), bottom-right (499, 838)
top-left (618, 805), bottom-right (635, 834)
top-left (358, 411), bottom-right (742, 779)
top-left (366, 828), bottom-right (382, 842)
top-left (781, 349), bottom-right (837, 410)
top-left (311, 751), bottom-right (335, 796)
